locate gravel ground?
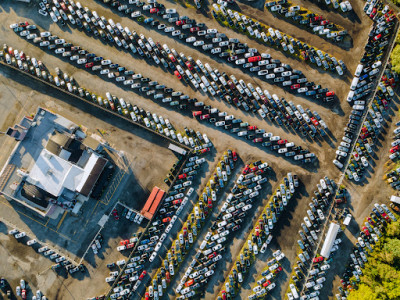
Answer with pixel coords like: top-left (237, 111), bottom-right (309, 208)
top-left (0, 0), bottom-right (394, 299)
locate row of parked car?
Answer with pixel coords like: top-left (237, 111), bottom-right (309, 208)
top-left (15, 25), bottom-right (316, 161)
top-left (247, 253), bottom-right (284, 300)
top-left (27, 20), bottom-right (328, 142)
top-left (284, 177), bottom-right (336, 299)
top-left (7, 228), bottom-right (82, 275)
top-left (265, 0), bottom-right (348, 43)
top-left (143, 150), bottom-right (238, 300)
top-left (333, 3), bottom-right (397, 170)
top-left (2, 40), bottom-right (213, 157)
top-left (313, 0), bottom-right (353, 12)
top-left (105, 153), bottom-right (207, 298)
top-left (176, 161), bottom-right (272, 298)
top-left (344, 76), bottom-right (395, 182)
top-left (193, 106), bottom-right (316, 163)
top-left (91, 232), bottom-right (105, 255)
top-left (385, 166), bottom-right (400, 192)
top-left (214, 4), bottom-right (344, 76)
top-left (1, 277), bottom-right (47, 300)
top-left (335, 203), bottom-right (397, 300)
top-left (92, 0), bottom-right (333, 101)
top-left (389, 121), bottom-right (400, 160)
top-left (219, 173), bottom-right (297, 300)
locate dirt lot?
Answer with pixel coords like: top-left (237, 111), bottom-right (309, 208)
top-left (0, 0), bottom-right (395, 299)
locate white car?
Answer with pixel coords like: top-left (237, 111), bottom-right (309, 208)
top-left (77, 58), bottom-right (87, 64)
top-left (15, 232), bottom-right (26, 239)
top-left (27, 239), bottom-right (37, 246)
top-left (101, 59), bottom-right (112, 65)
top-left (55, 48), bottom-right (65, 54)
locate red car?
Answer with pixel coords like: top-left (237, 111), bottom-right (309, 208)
top-left (126, 243), bottom-right (134, 249)
top-left (85, 62), bottom-right (94, 68)
top-left (373, 33), bottom-right (381, 41)
top-left (186, 61), bottom-right (193, 70)
top-left (192, 111), bottom-right (202, 117)
top-left (312, 16), bottom-right (323, 22)
top-left (311, 117), bottom-right (319, 126)
top-left (21, 290), bottom-right (27, 300)
top-left (291, 84), bottom-right (300, 90)
top-left (145, 292), bottom-right (150, 300)
top-left (248, 125), bottom-right (257, 131)
top-left (208, 199), bottom-right (213, 208)
top-left (221, 291), bottom-right (227, 300)
top-left (362, 226), bottom-right (370, 235)
top-left (120, 239), bottom-right (129, 245)
top-left (232, 151), bottom-right (238, 161)
top-left (321, 20), bottom-right (329, 25)
top-left (178, 173), bottom-right (187, 179)
top-left (200, 114), bottom-right (210, 120)
top-left (201, 148), bottom-right (210, 153)
top-left (248, 56), bottom-right (261, 63)
top-left (176, 20), bottom-right (185, 26)
top-left (208, 252), bottom-right (217, 259)
top-left (277, 139), bottom-right (288, 145)
top-left (381, 212), bottom-right (391, 222)
top-left (387, 15), bottom-right (396, 22)
top-left (390, 146), bottom-right (399, 153)
top-left (263, 280), bottom-right (271, 287)
top-left (370, 8), bottom-right (377, 18)
top-left (253, 138), bottom-right (263, 143)
top-left (326, 91), bottom-right (335, 97)
top-left (190, 27), bottom-right (200, 32)
top-left (19, 21), bottom-right (29, 27)
top-left (112, 209), bottom-right (119, 220)
top-left (313, 256), bottom-right (323, 263)
top-left (275, 266), bottom-right (283, 273)
top-left (163, 217), bottom-right (171, 223)
top-left (174, 70), bottom-right (182, 80)
top-left (185, 279), bottom-right (194, 287)
top-left (168, 53), bottom-right (176, 62)
top-left (173, 199), bottom-right (182, 205)
top-left (150, 8), bottom-right (158, 13)
top-left (139, 270), bottom-right (147, 280)
top-left (243, 165), bottom-right (250, 174)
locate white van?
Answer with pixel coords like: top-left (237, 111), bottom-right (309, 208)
top-left (347, 91), bottom-right (354, 102)
top-left (350, 77), bottom-right (359, 91)
top-left (354, 64), bottom-right (363, 77)
top-left (333, 159), bottom-right (343, 169)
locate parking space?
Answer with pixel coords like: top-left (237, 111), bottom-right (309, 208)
top-left (0, 0), bottom-right (399, 298)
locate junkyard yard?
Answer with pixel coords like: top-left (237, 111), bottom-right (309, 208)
top-left (0, 0), bottom-right (399, 299)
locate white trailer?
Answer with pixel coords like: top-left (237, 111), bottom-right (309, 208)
top-left (390, 195), bottom-right (400, 205)
top-left (168, 143), bottom-right (187, 155)
top-left (320, 222), bottom-right (340, 258)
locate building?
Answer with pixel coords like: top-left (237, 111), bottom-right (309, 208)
top-left (0, 108), bottom-right (109, 218)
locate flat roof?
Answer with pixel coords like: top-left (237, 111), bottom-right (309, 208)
top-left (27, 148), bottom-right (105, 198)
top-left (27, 149), bottom-right (84, 197)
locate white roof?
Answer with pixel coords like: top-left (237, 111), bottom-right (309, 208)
top-left (27, 148), bottom-right (98, 197)
top-left (320, 223), bottom-right (340, 258)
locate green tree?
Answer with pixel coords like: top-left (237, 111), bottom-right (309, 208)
top-left (348, 220), bottom-right (400, 299)
top-left (390, 45), bottom-right (400, 74)
top-left (347, 284), bottom-right (376, 300)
